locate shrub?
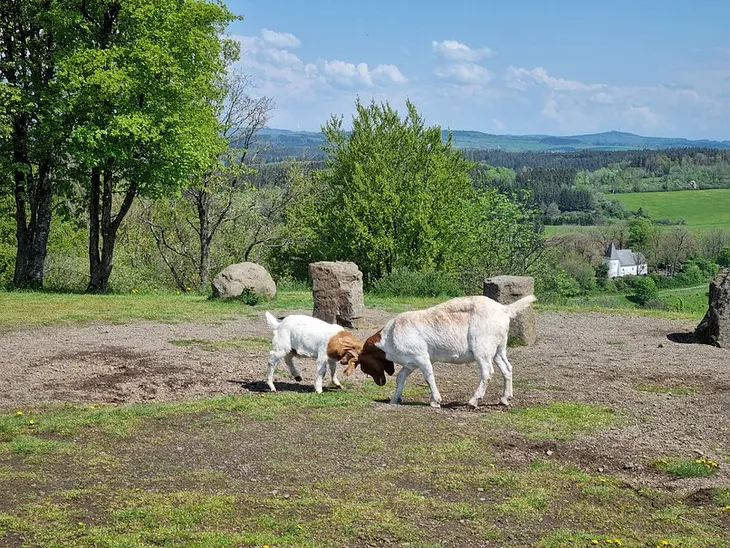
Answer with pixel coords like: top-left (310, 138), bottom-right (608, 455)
top-left (370, 268), bottom-right (462, 298)
top-left (237, 288), bottom-right (265, 306)
top-left (632, 276), bottom-right (659, 306)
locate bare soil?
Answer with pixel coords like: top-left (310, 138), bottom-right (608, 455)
top-left (1, 308), bottom-right (729, 492)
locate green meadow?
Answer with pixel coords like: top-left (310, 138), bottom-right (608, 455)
top-left (613, 188), bottom-right (730, 230)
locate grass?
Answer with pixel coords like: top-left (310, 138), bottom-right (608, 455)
top-left (482, 402), bottom-right (623, 440)
top-left (633, 383), bottom-right (699, 396)
top-left (169, 337), bottom-right (272, 351)
top-left (0, 290), bottom-right (452, 329)
top-left (650, 457), bottom-right (721, 478)
top-left (0, 391), bottom-right (728, 546)
top-left (613, 188), bottom-right (730, 230)
top-left (563, 285), bottom-right (709, 319)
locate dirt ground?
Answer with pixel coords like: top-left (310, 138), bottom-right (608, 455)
top-left (1, 308), bottom-right (729, 492)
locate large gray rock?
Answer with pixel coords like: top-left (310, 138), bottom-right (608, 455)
top-left (211, 262), bottom-right (276, 300)
top-left (309, 261), bottom-right (364, 328)
top-left (694, 268), bottom-right (730, 348)
top-left (483, 275), bottom-right (536, 345)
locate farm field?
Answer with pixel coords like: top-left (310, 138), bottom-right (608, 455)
top-left (544, 188), bottom-right (730, 238)
top-left (0, 292), bottom-right (728, 547)
top-left (613, 189), bottom-right (730, 229)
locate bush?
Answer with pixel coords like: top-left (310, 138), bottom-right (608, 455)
top-left (534, 267), bottom-right (581, 304)
top-left (632, 276), bottom-right (659, 306)
top-left (236, 288), bottom-right (265, 306)
top-left (370, 268), bottom-right (462, 298)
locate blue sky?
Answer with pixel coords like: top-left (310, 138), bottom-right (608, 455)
top-left (226, 0), bottom-right (730, 140)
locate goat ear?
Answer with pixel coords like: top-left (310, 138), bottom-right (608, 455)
top-left (343, 358), bottom-right (358, 377)
top-left (384, 360), bottom-right (395, 376)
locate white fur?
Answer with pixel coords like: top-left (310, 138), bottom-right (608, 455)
top-left (264, 311), bottom-right (346, 393)
top-left (375, 295), bottom-right (536, 408)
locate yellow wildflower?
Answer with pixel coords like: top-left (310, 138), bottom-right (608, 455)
top-left (591, 540), bottom-right (599, 545)
top-left (615, 540), bottom-right (623, 546)
top-left (16, 411), bottom-right (23, 416)
top-left (28, 419), bottom-right (35, 425)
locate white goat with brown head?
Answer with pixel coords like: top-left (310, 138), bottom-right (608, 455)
top-left (265, 312), bottom-right (362, 393)
top-left (346, 295), bottom-right (536, 408)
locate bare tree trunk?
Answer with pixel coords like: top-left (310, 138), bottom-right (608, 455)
top-left (12, 118), bottom-right (53, 289)
top-left (87, 163), bottom-right (136, 292)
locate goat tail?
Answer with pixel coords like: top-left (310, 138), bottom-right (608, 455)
top-left (264, 311), bottom-right (280, 331)
top-left (504, 295), bottom-right (537, 318)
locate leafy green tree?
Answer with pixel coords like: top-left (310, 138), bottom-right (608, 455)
top-left (633, 276), bottom-right (659, 306)
top-left (627, 217), bottom-right (659, 264)
top-left (453, 188), bottom-right (543, 293)
top-left (283, 99), bottom-right (475, 282)
top-left (60, 0), bottom-right (238, 291)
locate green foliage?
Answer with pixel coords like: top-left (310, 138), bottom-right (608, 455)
top-left (236, 288), bottom-right (264, 306)
top-left (271, 100), bottom-right (543, 293)
top-left (273, 99), bottom-right (473, 282)
top-left (632, 276), bottom-right (659, 305)
top-left (627, 217), bottom-right (659, 256)
top-left (370, 268), bottom-right (462, 298)
top-left (453, 188), bottom-right (544, 293)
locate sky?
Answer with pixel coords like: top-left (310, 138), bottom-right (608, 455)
top-left (225, 0), bottom-right (730, 140)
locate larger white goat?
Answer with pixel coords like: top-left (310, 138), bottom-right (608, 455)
top-left (346, 295), bottom-right (536, 408)
top-left (264, 312), bottom-right (363, 393)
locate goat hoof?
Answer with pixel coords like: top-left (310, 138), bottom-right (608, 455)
top-left (333, 384), bottom-right (343, 390)
top-left (294, 376), bottom-right (303, 382)
top-left (499, 397), bottom-right (510, 407)
top-left (467, 399), bottom-right (479, 409)
top-left (430, 401), bottom-right (441, 409)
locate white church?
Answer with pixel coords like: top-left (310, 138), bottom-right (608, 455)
top-left (603, 242), bottom-right (648, 278)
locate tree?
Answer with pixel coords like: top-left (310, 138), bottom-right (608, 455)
top-left (279, 99), bottom-right (476, 282)
top-left (633, 276), bottom-right (658, 306)
top-left (60, 0), bottom-right (238, 292)
top-left (627, 217), bottom-right (660, 265)
top-left (658, 227), bottom-right (695, 275)
top-left (0, 0), bottom-right (64, 288)
top-left (179, 71), bottom-right (274, 288)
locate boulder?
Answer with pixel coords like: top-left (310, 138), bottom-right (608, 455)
top-left (211, 262), bottom-right (276, 300)
top-left (694, 268), bottom-right (730, 348)
top-left (309, 261), bottom-right (364, 328)
top-left (483, 275), bottom-right (536, 345)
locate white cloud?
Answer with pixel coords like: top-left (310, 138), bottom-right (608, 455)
top-left (506, 66), bottom-right (605, 91)
top-left (432, 40), bottom-right (492, 61)
top-left (371, 64), bottom-right (408, 85)
top-left (435, 62), bottom-right (492, 85)
top-left (260, 28), bottom-right (301, 49)
top-left (323, 60), bottom-right (373, 88)
top-left (322, 60), bottom-right (408, 88)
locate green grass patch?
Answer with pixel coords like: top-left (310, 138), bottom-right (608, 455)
top-left (650, 457), bottom-right (720, 478)
top-left (634, 383), bottom-right (699, 396)
top-left (484, 402), bottom-right (621, 440)
top-left (513, 379), bottom-right (566, 391)
top-left (0, 389), bottom-right (383, 444)
top-left (0, 290), bottom-right (450, 328)
top-left (5, 435), bottom-right (68, 455)
top-left (169, 337), bottom-right (271, 351)
top-left (614, 188), bottom-right (730, 230)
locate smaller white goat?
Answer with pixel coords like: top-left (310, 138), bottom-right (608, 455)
top-left (264, 312), bottom-right (363, 393)
top-left (347, 295), bottom-right (536, 408)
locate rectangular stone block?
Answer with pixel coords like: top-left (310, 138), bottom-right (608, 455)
top-left (483, 275), bottom-right (536, 345)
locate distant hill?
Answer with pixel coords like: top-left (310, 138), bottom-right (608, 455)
top-left (253, 128), bottom-right (730, 159)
